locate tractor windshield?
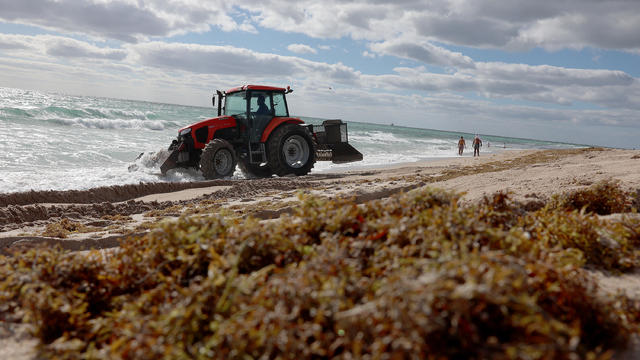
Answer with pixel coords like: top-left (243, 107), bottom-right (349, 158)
top-left (224, 91), bottom-right (247, 116)
top-left (272, 92), bottom-right (288, 117)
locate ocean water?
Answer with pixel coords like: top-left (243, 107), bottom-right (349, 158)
top-left (0, 87), bottom-right (579, 194)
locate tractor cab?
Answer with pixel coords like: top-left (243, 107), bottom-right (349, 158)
top-left (215, 85), bottom-right (292, 144)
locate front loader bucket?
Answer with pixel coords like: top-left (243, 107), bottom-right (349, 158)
top-left (160, 149), bottom-right (180, 175)
top-left (330, 143), bottom-right (363, 163)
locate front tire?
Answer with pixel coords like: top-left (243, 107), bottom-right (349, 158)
top-left (267, 124), bottom-right (315, 176)
top-left (200, 139), bottom-right (237, 179)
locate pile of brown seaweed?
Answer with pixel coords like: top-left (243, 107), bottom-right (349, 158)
top-left (550, 180), bottom-right (633, 215)
top-left (1, 182), bottom-right (640, 359)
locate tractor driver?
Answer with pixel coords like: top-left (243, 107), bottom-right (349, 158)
top-left (256, 95), bottom-right (270, 115)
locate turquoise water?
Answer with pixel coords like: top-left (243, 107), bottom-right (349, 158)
top-left (0, 87), bottom-right (580, 194)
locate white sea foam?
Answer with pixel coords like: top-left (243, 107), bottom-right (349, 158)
top-left (350, 131), bottom-right (411, 144)
top-left (46, 117), bottom-right (167, 130)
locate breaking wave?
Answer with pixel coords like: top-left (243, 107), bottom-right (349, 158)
top-left (47, 117), bottom-right (166, 130)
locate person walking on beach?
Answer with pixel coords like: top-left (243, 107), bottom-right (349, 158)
top-left (472, 135), bottom-right (482, 157)
top-left (457, 136), bottom-right (466, 156)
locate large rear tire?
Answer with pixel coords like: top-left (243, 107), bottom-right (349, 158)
top-left (238, 159), bottom-right (272, 179)
top-left (267, 123), bottom-right (315, 176)
top-left (200, 139), bottom-right (237, 179)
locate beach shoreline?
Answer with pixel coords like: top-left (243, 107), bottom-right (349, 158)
top-left (3, 148), bottom-right (640, 245)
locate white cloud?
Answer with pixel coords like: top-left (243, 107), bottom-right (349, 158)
top-left (287, 43), bottom-right (317, 54)
top-left (2, 1), bottom-right (640, 52)
top-left (362, 51), bottom-right (375, 58)
top-left (0, 34), bottom-right (126, 60)
top-left (369, 39), bottom-right (475, 68)
top-left (0, 0), bottom-right (168, 42)
top-left (472, 63), bottom-right (634, 88)
top-left (237, 0), bottom-right (640, 52)
top-left (0, 0), bottom-right (243, 42)
top-left (45, 37), bottom-right (127, 60)
top-left (240, 1), bottom-right (403, 41)
top-left (513, 9), bottom-right (640, 51)
top-left (359, 62), bottom-right (640, 110)
top-left (128, 41), bottom-right (360, 84)
top-left (413, 14), bottom-right (518, 48)
top-left (0, 34), bottom-right (37, 51)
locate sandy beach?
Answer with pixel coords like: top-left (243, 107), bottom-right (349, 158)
top-left (2, 147), bottom-right (640, 359)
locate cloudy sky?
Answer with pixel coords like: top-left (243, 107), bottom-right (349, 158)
top-left (0, 0), bottom-right (639, 148)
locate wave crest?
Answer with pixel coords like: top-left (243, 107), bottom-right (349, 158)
top-left (48, 117), bottom-right (166, 130)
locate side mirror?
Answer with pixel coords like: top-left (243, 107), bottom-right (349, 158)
top-left (215, 90), bottom-right (224, 117)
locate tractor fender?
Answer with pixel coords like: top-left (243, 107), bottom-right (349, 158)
top-left (260, 117), bottom-right (304, 143)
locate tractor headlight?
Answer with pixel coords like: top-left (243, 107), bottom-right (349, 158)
top-left (179, 128), bottom-right (192, 136)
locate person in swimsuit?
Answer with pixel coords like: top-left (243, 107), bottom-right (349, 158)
top-left (458, 136), bottom-right (466, 156)
top-left (472, 135), bottom-right (482, 157)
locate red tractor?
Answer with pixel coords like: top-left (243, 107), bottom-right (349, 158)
top-left (160, 85), bottom-right (362, 179)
